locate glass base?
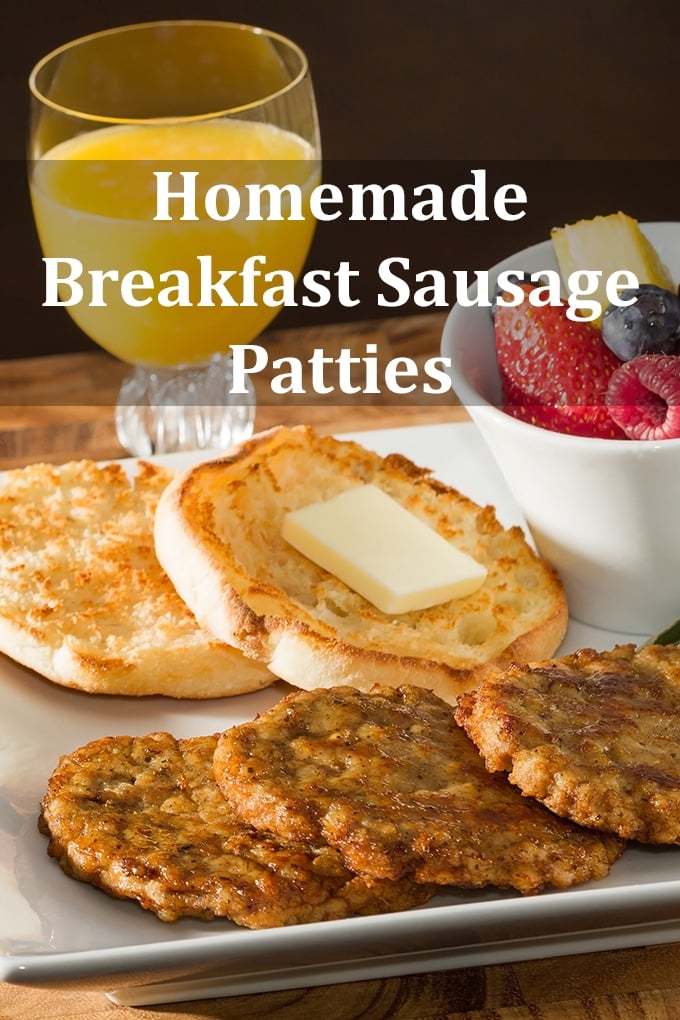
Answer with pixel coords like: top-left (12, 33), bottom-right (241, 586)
top-left (114, 353), bottom-right (256, 457)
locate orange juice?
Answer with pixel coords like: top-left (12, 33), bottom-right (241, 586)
top-left (30, 119), bottom-right (318, 367)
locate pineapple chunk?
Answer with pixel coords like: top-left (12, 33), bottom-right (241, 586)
top-left (551, 211), bottom-right (674, 322)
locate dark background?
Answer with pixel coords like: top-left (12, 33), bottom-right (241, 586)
top-left (6, 0), bottom-right (680, 359)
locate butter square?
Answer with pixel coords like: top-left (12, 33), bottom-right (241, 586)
top-left (282, 484), bottom-right (487, 614)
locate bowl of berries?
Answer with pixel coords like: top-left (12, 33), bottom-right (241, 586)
top-left (442, 213), bottom-right (680, 634)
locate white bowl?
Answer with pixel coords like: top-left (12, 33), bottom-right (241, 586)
top-left (442, 222), bottom-right (680, 635)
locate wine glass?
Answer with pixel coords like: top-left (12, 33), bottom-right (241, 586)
top-left (28, 20), bottom-right (320, 456)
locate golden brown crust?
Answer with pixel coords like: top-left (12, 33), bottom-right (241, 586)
top-left (215, 683), bottom-right (623, 894)
top-left (456, 643), bottom-right (680, 843)
top-left (154, 426), bottom-right (568, 703)
top-left (0, 459), bottom-right (273, 696)
top-left (40, 731), bottom-right (434, 925)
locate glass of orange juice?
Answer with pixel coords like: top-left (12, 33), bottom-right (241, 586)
top-left (28, 21), bottom-right (320, 455)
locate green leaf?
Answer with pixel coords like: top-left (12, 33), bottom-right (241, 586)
top-left (646, 618), bottom-right (680, 646)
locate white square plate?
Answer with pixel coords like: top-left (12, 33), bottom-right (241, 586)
top-left (1, 422), bottom-right (676, 1007)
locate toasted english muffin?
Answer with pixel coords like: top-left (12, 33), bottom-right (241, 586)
top-left (0, 459), bottom-right (273, 697)
top-left (154, 426), bottom-right (567, 703)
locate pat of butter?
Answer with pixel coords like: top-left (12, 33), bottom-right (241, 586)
top-left (282, 484), bottom-right (487, 614)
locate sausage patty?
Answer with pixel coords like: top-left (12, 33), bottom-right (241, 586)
top-left (39, 731), bottom-right (434, 925)
top-left (455, 643), bottom-right (680, 843)
top-left (214, 684), bottom-right (623, 893)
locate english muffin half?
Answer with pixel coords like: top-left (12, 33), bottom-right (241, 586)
top-left (154, 425), bottom-right (567, 703)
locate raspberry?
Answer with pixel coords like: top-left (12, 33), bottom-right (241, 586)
top-left (606, 355), bottom-right (680, 440)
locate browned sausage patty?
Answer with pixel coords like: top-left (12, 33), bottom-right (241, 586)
top-left (214, 684), bottom-right (623, 894)
top-left (39, 731), bottom-right (435, 925)
top-left (455, 644), bottom-right (680, 843)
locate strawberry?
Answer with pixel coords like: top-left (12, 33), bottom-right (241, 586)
top-left (606, 354), bottom-right (680, 440)
top-left (493, 285), bottom-right (625, 439)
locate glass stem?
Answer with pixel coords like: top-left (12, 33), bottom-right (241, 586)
top-left (114, 352), bottom-right (256, 457)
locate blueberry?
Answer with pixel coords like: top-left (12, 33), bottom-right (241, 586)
top-left (601, 285), bottom-right (680, 361)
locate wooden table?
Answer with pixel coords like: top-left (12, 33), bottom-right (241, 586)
top-left (0, 314), bottom-right (460, 467)
top-left (2, 315), bottom-right (680, 1019)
